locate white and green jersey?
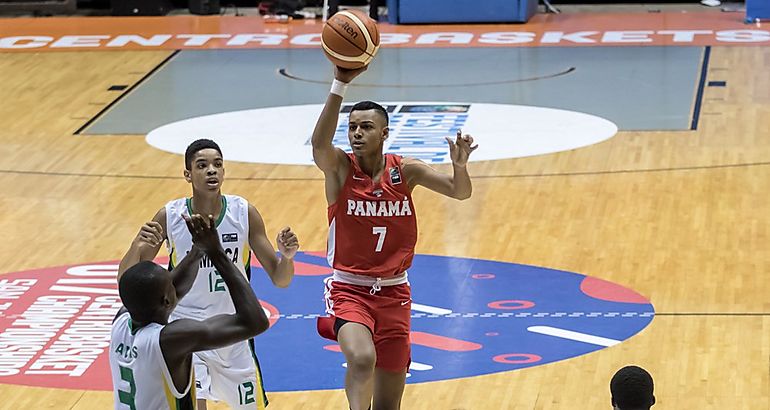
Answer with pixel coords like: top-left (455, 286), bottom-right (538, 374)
top-left (166, 195), bottom-right (252, 322)
top-left (110, 311), bottom-right (196, 410)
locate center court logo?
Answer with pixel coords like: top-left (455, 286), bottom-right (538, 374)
top-left (0, 253), bottom-right (653, 392)
top-left (146, 102), bottom-right (618, 165)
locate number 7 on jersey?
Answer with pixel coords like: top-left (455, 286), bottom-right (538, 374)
top-left (373, 227), bottom-right (387, 252)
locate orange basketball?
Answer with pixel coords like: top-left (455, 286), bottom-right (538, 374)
top-left (321, 9), bottom-right (380, 69)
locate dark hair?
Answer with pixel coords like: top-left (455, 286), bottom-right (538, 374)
top-left (611, 366), bottom-right (655, 410)
top-left (119, 261), bottom-right (169, 322)
top-left (350, 101), bottom-right (389, 126)
top-left (185, 139), bottom-right (222, 170)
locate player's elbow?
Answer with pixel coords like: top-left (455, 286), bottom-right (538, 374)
top-left (453, 190), bottom-right (472, 200)
top-left (273, 276), bottom-right (292, 288)
top-left (251, 315), bottom-right (270, 336)
top-left (239, 315), bottom-right (269, 338)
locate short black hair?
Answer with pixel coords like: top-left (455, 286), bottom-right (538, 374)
top-left (611, 366), bottom-right (655, 410)
top-left (119, 261), bottom-right (169, 323)
top-left (185, 139), bottom-right (222, 170)
top-left (350, 101), bottom-right (389, 126)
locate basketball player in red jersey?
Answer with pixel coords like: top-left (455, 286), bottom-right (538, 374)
top-left (311, 65), bottom-right (478, 410)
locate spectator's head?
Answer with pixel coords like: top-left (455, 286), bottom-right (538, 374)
top-left (610, 365), bottom-right (655, 410)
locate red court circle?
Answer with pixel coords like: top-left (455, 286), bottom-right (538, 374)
top-left (487, 300), bottom-right (535, 310)
top-left (493, 353), bottom-right (542, 364)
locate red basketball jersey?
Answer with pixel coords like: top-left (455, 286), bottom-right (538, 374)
top-left (327, 153), bottom-right (417, 278)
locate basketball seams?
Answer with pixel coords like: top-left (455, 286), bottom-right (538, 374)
top-left (321, 41), bottom-right (371, 64)
top-left (325, 11), bottom-right (377, 57)
top-left (323, 25), bottom-right (365, 58)
top-left (339, 11), bottom-right (377, 56)
top-left (321, 27), bottom-right (372, 65)
top-left (326, 21), bottom-right (369, 56)
top-left (321, 10), bottom-right (379, 68)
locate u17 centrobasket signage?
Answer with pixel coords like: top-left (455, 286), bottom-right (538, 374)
top-left (0, 30), bottom-right (769, 50)
top-left (0, 264), bottom-right (121, 389)
top-left (0, 13), bottom-right (765, 51)
top-left (0, 260), bottom-right (280, 391)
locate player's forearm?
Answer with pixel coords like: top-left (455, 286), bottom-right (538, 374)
top-left (268, 255), bottom-right (294, 288)
top-left (170, 246), bottom-right (203, 300)
top-left (118, 247), bottom-right (140, 279)
top-left (209, 250), bottom-right (266, 329)
top-left (311, 93), bottom-right (344, 149)
top-left (451, 164), bottom-right (473, 200)
top-left (117, 242), bottom-right (159, 278)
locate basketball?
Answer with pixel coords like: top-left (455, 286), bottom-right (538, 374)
top-left (321, 9), bottom-right (380, 69)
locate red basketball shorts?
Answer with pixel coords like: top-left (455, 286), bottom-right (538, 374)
top-left (317, 277), bottom-right (412, 373)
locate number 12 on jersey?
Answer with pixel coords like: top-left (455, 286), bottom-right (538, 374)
top-left (373, 227), bottom-right (387, 252)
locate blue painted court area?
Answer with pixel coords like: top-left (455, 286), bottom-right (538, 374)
top-left (249, 252), bottom-right (654, 392)
top-left (85, 47), bottom-right (704, 135)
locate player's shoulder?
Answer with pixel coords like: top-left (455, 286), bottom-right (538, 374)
top-left (397, 156), bottom-right (431, 188)
top-left (112, 308), bottom-right (130, 325)
top-left (341, 149), bottom-right (355, 160)
top-left (165, 196), bottom-right (187, 205)
top-left (335, 149), bottom-right (353, 171)
top-left (164, 197), bottom-right (188, 212)
top-left (222, 195), bottom-right (255, 229)
top-left (224, 194), bottom-right (251, 214)
top-left (223, 193), bottom-right (248, 205)
top-left (399, 155), bottom-right (418, 165)
top-left (163, 198), bottom-right (188, 226)
top-left (398, 156), bottom-right (426, 173)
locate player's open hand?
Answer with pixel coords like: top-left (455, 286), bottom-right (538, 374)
top-left (133, 221), bottom-right (163, 249)
top-left (276, 227), bottom-right (299, 260)
top-left (446, 130), bottom-right (479, 167)
top-left (183, 214), bottom-right (222, 254)
top-left (334, 65), bottom-right (367, 84)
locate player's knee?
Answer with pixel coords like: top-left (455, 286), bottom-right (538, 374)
top-left (346, 348), bottom-right (376, 373)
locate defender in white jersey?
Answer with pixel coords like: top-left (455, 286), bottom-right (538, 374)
top-left (111, 214), bottom-right (270, 410)
top-left (119, 139), bottom-right (299, 409)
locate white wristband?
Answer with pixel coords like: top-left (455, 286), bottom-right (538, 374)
top-left (330, 79), bottom-right (349, 97)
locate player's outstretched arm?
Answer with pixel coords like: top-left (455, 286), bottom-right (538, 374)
top-left (248, 205), bottom-right (298, 288)
top-left (311, 65), bottom-right (367, 174)
top-left (160, 214), bottom-right (269, 357)
top-left (403, 130), bottom-right (478, 200)
top-left (168, 245), bottom-right (203, 301)
top-left (117, 208), bottom-right (167, 281)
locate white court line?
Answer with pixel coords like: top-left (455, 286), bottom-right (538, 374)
top-left (49, 286), bottom-right (119, 295)
top-left (408, 362), bottom-right (433, 371)
top-left (57, 278), bottom-right (117, 284)
top-left (342, 361), bottom-right (433, 371)
top-left (411, 303), bottom-right (452, 315)
top-left (527, 325), bottom-right (621, 347)
top-left (267, 311), bottom-right (652, 320)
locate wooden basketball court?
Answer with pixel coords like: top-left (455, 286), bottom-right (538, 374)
top-left (0, 10), bottom-right (768, 409)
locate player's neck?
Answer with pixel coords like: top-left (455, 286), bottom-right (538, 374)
top-left (131, 316), bottom-right (165, 330)
top-left (189, 192), bottom-right (223, 220)
top-left (355, 152), bottom-right (385, 178)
